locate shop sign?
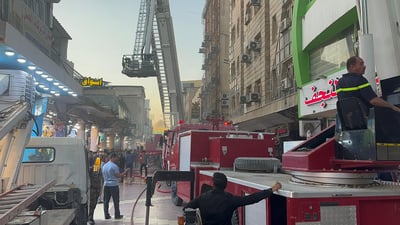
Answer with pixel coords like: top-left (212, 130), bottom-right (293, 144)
top-left (299, 69), bottom-right (346, 117)
top-left (81, 77), bottom-right (104, 87)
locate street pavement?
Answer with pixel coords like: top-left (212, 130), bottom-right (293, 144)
top-left (91, 176), bottom-right (184, 225)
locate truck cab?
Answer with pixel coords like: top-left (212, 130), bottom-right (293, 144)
top-left (17, 137), bottom-right (89, 225)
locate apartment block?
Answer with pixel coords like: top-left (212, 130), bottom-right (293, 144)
top-left (201, 0), bottom-right (298, 140)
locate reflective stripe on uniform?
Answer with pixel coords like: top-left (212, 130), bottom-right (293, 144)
top-left (336, 82), bottom-right (370, 93)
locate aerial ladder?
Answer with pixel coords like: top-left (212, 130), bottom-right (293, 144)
top-left (122, 0), bottom-right (184, 129)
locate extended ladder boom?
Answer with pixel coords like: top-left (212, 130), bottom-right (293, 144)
top-left (122, 0), bottom-right (184, 129)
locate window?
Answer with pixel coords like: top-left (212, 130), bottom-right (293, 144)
top-left (22, 147), bottom-right (55, 163)
top-left (245, 6), bottom-right (252, 25)
top-left (231, 61), bottom-right (236, 80)
top-left (255, 79), bottom-right (261, 94)
top-left (45, 3), bottom-right (51, 26)
top-left (278, 30), bottom-right (291, 63)
top-left (272, 15), bottom-right (277, 43)
top-left (236, 18), bottom-right (240, 38)
top-left (24, 0), bottom-right (33, 9)
top-left (37, 1), bottom-right (44, 20)
top-left (246, 85), bottom-right (252, 95)
top-left (309, 28), bottom-right (355, 80)
top-left (231, 26), bottom-right (236, 43)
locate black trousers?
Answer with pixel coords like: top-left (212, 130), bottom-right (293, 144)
top-left (140, 163), bottom-right (147, 177)
top-left (103, 186), bottom-right (121, 217)
top-left (88, 185), bottom-right (101, 220)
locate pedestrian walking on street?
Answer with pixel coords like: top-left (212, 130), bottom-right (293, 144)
top-left (125, 150), bottom-right (134, 177)
top-left (139, 149), bottom-right (148, 177)
top-left (102, 152), bottom-right (129, 220)
top-left (88, 152), bottom-right (102, 225)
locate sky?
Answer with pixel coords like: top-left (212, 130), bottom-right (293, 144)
top-left (53, 0), bottom-right (205, 129)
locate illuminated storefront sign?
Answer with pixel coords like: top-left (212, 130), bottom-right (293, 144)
top-left (81, 77), bottom-right (104, 87)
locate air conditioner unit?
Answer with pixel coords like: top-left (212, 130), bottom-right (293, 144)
top-left (249, 41), bottom-right (261, 51)
top-left (221, 93), bottom-right (229, 100)
top-left (299, 120), bottom-right (321, 138)
top-left (250, 93), bottom-right (260, 102)
top-left (221, 99), bottom-right (229, 106)
top-left (250, 0), bottom-right (261, 6)
top-left (241, 54), bottom-right (251, 63)
top-left (281, 78), bottom-right (292, 89)
top-left (240, 95), bottom-right (247, 104)
top-left (198, 48), bottom-right (206, 53)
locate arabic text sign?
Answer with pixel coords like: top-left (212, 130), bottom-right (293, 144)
top-left (81, 77), bottom-right (104, 87)
top-left (299, 69), bottom-right (346, 117)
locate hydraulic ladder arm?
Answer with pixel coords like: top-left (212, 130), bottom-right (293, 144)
top-left (122, 0), bottom-right (184, 129)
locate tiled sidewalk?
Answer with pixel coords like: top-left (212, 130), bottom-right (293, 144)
top-left (91, 178), bottom-right (183, 225)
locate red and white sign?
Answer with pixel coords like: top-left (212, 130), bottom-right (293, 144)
top-left (299, 69), bottom-right (346, 117)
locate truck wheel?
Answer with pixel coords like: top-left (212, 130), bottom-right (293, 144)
top-left (171, 182), bottom-right (183, 206)
top-left (231, 209), bottom-right (239, 225)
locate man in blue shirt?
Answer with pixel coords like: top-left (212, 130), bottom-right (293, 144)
top-left (102, 152), bottom-right (129, 220)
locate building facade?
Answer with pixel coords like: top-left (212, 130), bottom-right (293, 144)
top-left (293, 0), bottom-right (400, 136)
top-left (200, 0), bottom-right (298, 142)
top-left (0, 1), bottom-right (149, 153)
top-left (83, 86), bottom-right (147, 151)
top-left (200, 0), bottom-right (231, 121)
top-left (182, 80), bottom-right (202, 123)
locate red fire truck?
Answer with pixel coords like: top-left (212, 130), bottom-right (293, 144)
top-left (162, 123), bottom-right (277, 205)
top-left (196, 124), bottom-right (400, 225)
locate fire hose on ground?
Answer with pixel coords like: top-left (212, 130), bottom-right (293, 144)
top-left (130, 171), bottom-right (195, 225)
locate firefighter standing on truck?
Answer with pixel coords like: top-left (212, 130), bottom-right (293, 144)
top-left (88, 152), bottom-right (102, 225)
top-left (336, 56), bottom-right (400, 113)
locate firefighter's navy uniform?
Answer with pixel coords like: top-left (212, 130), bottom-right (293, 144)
top-left (336, 72), bottom-right (377, 107)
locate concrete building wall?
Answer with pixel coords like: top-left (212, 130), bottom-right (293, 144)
top-left (225, 0), bottom-right (297, 133)
top-left (201, 0), bottom-right (230, 120)
top-left (182, 80), bottom-right (202, 123)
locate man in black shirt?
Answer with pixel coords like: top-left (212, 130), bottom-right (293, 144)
top-left (184, 172), bottom-right (281, 225)
top-left (336, 56), bottom-right (400, 113)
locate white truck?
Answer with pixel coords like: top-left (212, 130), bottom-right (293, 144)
top-left (0, 70), bottom-right (89, 225)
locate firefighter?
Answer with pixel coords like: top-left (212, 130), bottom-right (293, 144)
top-left (183, 172), bottom-right (281, 225)
top-left (336, 56), bottom-right (400, 113)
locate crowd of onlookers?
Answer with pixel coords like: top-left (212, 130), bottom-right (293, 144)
top-left (88, 147), bottom-right (162, 181)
